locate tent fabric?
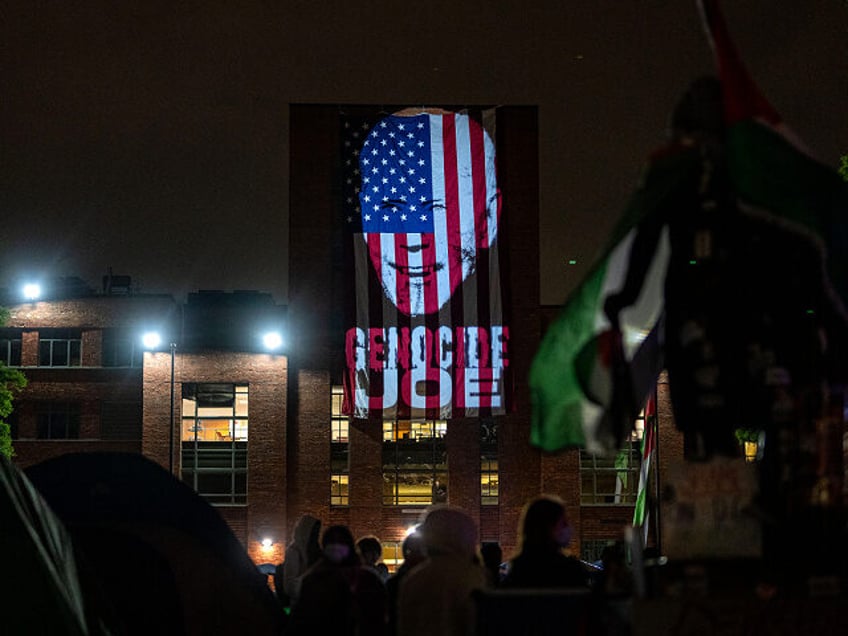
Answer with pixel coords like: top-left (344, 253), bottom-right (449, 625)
top-left (1, 455), bottom-right (92, 636)
top-left (25, 452), bottom-right (286, 636)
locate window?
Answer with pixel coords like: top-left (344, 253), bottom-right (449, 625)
top-left (381, 541), bottom-right (404, 574)
top-left (181, 383), bottom-right (248, 504)
top-left (331, 474), bottom-right (349, 507)
top-left (331, 386), bottom-right (350, 505)
top-left (36, 402), bottom-right (81, 439)
top-left (580, 539), bottom-right (615, 564)
top-left (382, 420), bottom-right (447, 505)
top-left (100, 401), bottom-right (142, 440)
top-left (8, 409), bottom-right (19, 439)
top-left (481, 418), bottom-right (498, 505)
top-left (102, 330), bottom-right (143, 367)
top-left (579, 413), bottom-right (644, 505)
top-left (38, 329), bottom-right (82, 367)
top-left (0, 330), bottom-right (22, 366)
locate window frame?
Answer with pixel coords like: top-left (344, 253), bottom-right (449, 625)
top-left (38, 332), bottom-right (82, 367)
top-left (180, 383), bottom-right (249, 505)
top-left (578, 411), bottom-right (645, 506)
top-left (0, 331), bottom-right (22, 366)
top-left (480, 418), bottom-right (499, 505)
top-left (101, 329), bottom-right (144, 367)
top-left (382, 419), bottom-right (447, 506)
top-left (36, 402), bottom-right (81, 439)
top-left (330, 385), bottom-right (350, 506)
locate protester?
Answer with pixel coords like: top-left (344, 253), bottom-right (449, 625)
top-left (397, 506), bottom-right (487, 636)
top-left (275, 514), bottom-right (321, 608)
top-left (502, 495), bottom-right (588, 588)
top-left (289, 524), bottom-right (387, 635)
top-left (357, 535), bottom-right (390, 582)
top-left (386, 532), bottom-right (426, 636)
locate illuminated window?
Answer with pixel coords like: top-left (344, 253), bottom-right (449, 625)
top-left (38, 330), bottom-right (82, 367)
top-left (579, 412), bottom-right (645, 506)
top-left (382, 420), bottom-right (447, 505)
top-left (36, 402), bottom-right (80, 439)
top-left (331, 473), bottom-right (349, 506)
top-left (331, 386), bottom-right (350, 506)
top-left (481, 418), bottom-right (498, 505)
top-left (381, 541), bottom-right (403, 574)
top-left (181, 383), bottom-right (248, 504)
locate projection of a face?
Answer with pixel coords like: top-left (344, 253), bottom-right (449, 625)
top-left (356, 111), bottom-right (500, 316)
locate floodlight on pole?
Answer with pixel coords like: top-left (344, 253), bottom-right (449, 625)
top-left (22, 283), bottom-right (41, 301)
top-left (142, 331), bottom-right (162, 350)
top-left (141, 330), bottom-right (177, 474)
top-left (263, 331), bottom-right (283, 351)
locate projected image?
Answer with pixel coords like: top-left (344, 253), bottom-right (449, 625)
top-left (354, 111), bottom-right (500, 316)
top-left (342, 108), bottom-right (510, 419)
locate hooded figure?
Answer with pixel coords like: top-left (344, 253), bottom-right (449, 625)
top-left (277, 514), bottom-right (322, 607)
top-left (397, 506), bottom-right (487, 636)
top-left (289, 525), bottom-right (387, 636)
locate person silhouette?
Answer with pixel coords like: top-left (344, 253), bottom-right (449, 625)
top-left (502, 495), bottom-right (588, 588)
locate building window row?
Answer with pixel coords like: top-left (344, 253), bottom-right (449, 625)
top-left (330, 386), bottom-right (501, 508)
top-left (0, 328), bottom-right (144, 367)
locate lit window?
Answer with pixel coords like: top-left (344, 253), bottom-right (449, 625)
top-left (481, 418), bottom-right (498, 505)
top-left (579, 411), bottom-right (645, 506)
top-left (181, 383), bottom-right (248, 504)
top-left (381, 541), bottom-right (403, 574)
top-left (331, 473), bottom-right (349, 506)
top-left (331, 386), bottom-right (350, 506)
top-left (382, 420), bottom-right (447, 505)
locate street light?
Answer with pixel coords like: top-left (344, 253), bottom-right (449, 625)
top-left (142, 331), bottom-right (177, 474)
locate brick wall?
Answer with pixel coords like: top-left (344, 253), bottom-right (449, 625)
top-left (144, 350), bottom-right (289, 555)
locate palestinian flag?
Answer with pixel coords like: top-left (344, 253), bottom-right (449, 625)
top-left (632, 393), bottom-right (657, 545)
top-left (529, 144), bottom-right (700, 454)
top-left (700, 0), bottom-right (848, 319)
top-left (530, 0), bottom-right (848, 454)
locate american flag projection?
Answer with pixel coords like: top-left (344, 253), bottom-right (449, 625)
top-left (341, 109), bottom-right (511, 420)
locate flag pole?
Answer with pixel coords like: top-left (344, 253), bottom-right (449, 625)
top-left (651, 385), bottom-right (661, 553)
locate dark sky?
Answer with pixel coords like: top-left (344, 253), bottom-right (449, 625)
top-left (2, 1), bottom-right (846, 304)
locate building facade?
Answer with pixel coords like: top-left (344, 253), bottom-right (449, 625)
top-left (3, 106), bottom-right (688, 569)
top-left (3, 280), bottom-right (685, 569)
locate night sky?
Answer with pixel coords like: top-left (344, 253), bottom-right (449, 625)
top-left (2, 1), bottom-right (846, 304)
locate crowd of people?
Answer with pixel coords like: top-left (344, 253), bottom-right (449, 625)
top-left (271, 495), bottom-right (633, 635)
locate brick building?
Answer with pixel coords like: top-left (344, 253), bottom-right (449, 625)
top-left (3, 280), bottom-right (683, 571)
top-left (3, 106), bottom-right (687, 570)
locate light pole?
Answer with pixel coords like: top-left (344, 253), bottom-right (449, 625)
top-left (142, 331), bottom-right (177, 474)
top-left (168, 341), bottom-right (176, 475)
